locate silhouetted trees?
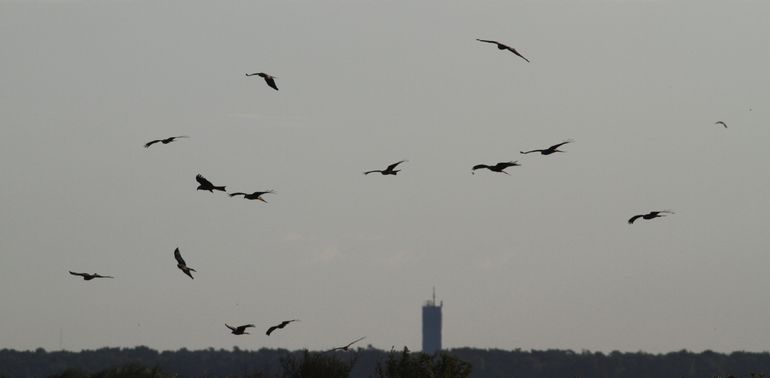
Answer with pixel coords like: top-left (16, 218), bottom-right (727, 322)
top-left (376, 347), bottom-right (472, 378)
top-left (280, 350), bottom-right (357, 378)
top-left (3, 347), bottom-right (770, 377)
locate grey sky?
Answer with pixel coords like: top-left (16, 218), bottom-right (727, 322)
top-left (1, 0), bottom-right (769, 354)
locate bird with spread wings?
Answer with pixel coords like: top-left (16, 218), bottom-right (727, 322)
top-left (174, 248), bottom-right (196, 279)
top-left (364, 160), bottom-right (407, 176)
top-left (266, 319), bottom-right (299, 336)
top-left (472, 161), bottom-right (521, 175)
top-left (246, 72), bottom-right (278, 90)
top-left (476, 39), bottom-right (530, 62)
top-left (144, 136), bottom-right (188, 148)
top-left (69, 271), bottom-right (114, 280)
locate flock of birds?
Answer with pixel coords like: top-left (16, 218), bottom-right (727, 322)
top-left (66, 36), bottom-right (735, 352)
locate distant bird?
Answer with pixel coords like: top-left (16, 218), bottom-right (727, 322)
top-left (329, 336), bottom-right (366, 352)
top-left (520, 140), bottom-right (573, 155)
top-left (196, 174), bottom-right (226, 193)
top-left (715, 121), bottom-right (728, 128)
top-left (246, 72), bottom-right (278, 90)
top-left (226, 323), bottom-right (255, 335)
top-left (472, 161), bottom-right (520, 175)
top-left (69, 271), bottom-right (113, 280)
top-left (144, 136), bottom-right (188, 148)
top-left (364, 160), bottom-right (407, 175)
top-left (174, 248), bottom-right (196, 279)
top-left (476, 39), bottom-right (530, 62)
top-left (229, 190), bottom-right (275, 203)
top-left (628, 210), bottom-right (674, 224)
top-left (266, 319), bottom-right (299, 336)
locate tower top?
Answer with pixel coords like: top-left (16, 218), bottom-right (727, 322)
top-left (424, 287), bottom-right (442, 307)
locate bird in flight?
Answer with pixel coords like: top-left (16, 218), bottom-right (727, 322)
top-left (476, 39), bottom-right (530, 63)
top-left (329, 336), bottom-right (366, 352)
top-left (144, 136), bottom-right (188, 148)
top-left (229, 190), bottom-right (275, 203)
top-left (174, 248), bottom-right (196, 279)
top-left (628, 210), bottom-right (674, 224)
top-left (246, 72), bottom-right (278, 90)
top-left (472, 161), bottom-right (520, 175)
top-left (226, 324), bottom-right (255, 335)
top-left (715, 121), bottom-right (727, 128)
top-left (364, 160), bottom-right (407, 175)
top-left (520, 140), bottom-right (573, 155)
top-left (266, 319), bottom-right (299, 336)
top-left (196, 174), bottom-right (226, 193)
top-left (69, 271), bottom-right (113, 280)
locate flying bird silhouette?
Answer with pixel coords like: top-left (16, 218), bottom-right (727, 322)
top-left (226, 324), bottom-right (255, 335)
top-left (174, 248), bottom-right (196, 279)
top-left (476, 39), bottom-right (530, 62)
top-left (628, 210), bottom-right (674, 224)
top-left (472, 161), bottom-right (520, 175)
top-left (364, 160), bottom-right (407, 175)
top-left (144, 136), bottom-right (188, 148)
top-left (520, 140), bottom-right (573, 155)
top-left (229, 190), bottom-right (275, 203)
top-left (246, 72), bottom-right (278, 90)
top-left (715, 121), bottom-right (727, 128)
top-left (329, 336), bottom-right (366, 352)
top-left (69, 271), bottom-right (113, 280)
top-left (196, 174), bottom-right (226, 193)
top-left (266, 319), bottom-right (299, 336)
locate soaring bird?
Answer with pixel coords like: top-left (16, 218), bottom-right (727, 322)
top-left (715, 121), bottom-right (728, 128)
top-left (476, 39), bottom-right (530, 62)
top-left (174, 248), bottom-right (196, 279)
top-left (329, 336), bottom-right (366, 352)
top-left (246, 72), bottom-right (278, 90)
top-left (69, 271), bottom-right (113, 280)
top-left (520, 140), bottom-right (573, 155)
top-left (628, 210), bottom-right (674, 224)
top-left (364, 160), bottom-right (407, 175)
top-left (229, 190), bottom-right (275, 203)
top-left (226, 324), bottom-right (255, 335)
top-left (196, 174), bottom-right (226, 193)
top-left (472, 161), bottom-right (520, 175)
top-left (266, 319), bottom-right (299, 336)
top-left (144, 136), bottom-right (188, 148)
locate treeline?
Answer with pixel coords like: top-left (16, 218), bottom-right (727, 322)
top-left (2, 346), bottom-right (770, 377)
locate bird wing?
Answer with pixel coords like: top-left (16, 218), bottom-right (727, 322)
top-left (386, 160), bottom-right (407, 171)
top-left (715, 121), bottom-right (727, 128)
top-left (507, 47), bottom-right (530, 62)
top-left (550, 140), bottom-right (573, 149)
top-left (476, 39), bottom-right (499, 45)
top-left (472, 164), bottom-right (488, 171)
top-left (628, 215), bottom-right (642, 224)
top-left (225, 324), bottom-right (236, 332)
top-left (264, 77), bottom-right (278, 90)
top-left (95, 274), bottom-right (114, 279)
top-left (245, 73), bottom-right (258, 76)
top-left (520, 149), bottom-right (541, 154)
top-left (144, 140), bottom-right (161, 148)
top-left (196, 174), bottom-right (214, 187)
top-left (171, 135), bottom-right (189, 140)
top-left (229, 192), bottom-right (246, 197)
top-left (174, 248), bottom-right (186, 266)
top-left (346, 336), bottom-right (366, 348)
top-left (266, 325), bottom-right (279, 336)
top-left (239, 324), bottom-right (255, 332)
top-left (363, 170), bottom-right (381, 175)
top-left (69, 271), bottom-right (86, 277)
top-left (495, 161), bottom-right (518, 169)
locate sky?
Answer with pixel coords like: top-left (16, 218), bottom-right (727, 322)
top-left (1, 0), bottom-right (770, 354)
